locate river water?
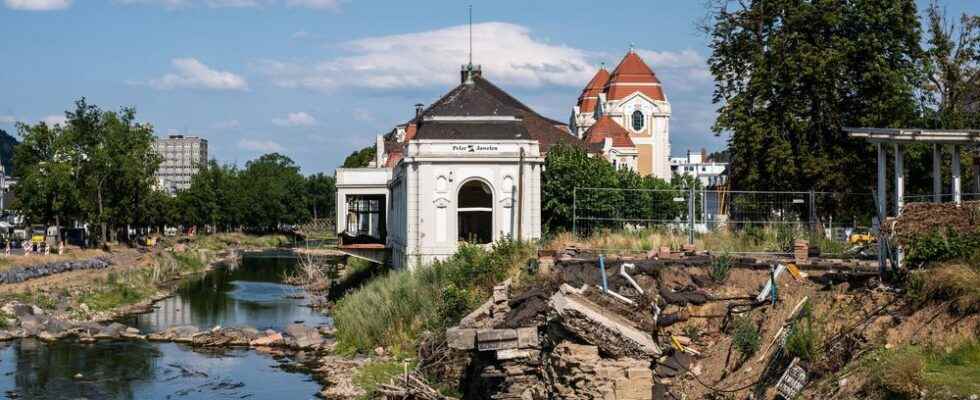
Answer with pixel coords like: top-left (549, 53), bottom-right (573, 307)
top-left (0, 251), bottom-right (335, 400)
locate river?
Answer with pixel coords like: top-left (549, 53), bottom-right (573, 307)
top-left (0, 251), bottom-right (335, 400)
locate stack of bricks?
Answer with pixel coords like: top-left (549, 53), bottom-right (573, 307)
top-left (793, 240), bottom-right (809, 264)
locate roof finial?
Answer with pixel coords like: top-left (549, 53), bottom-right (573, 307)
top-left (468, 5), bottom-right (473, 68)
top-left (600, 61), bottom-right (606, 70)
top-left (629, 42), bottom-right (634, 53)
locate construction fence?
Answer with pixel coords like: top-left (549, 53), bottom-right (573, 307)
top-left (572, 187), bottom-right (877, 252)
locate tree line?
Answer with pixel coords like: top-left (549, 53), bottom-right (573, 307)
top-left (706, 0), bottom-right (979, 194)
top-left (12, 99), bottom-right (336, 241)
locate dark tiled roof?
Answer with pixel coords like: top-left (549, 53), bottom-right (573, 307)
top-left (423, 81), bottom-right (521, 117)
top-left (414, 121), bottom-right (530, 140)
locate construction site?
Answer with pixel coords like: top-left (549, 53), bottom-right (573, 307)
top-left (355, 198), bottom-right (980, 400)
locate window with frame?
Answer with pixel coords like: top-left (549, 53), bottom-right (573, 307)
top-left (631, 110), bottom-right (645, 131)
top-left (346, 196), bottom-right (383, 238)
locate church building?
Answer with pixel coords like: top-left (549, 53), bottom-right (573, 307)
top-left (571, 49), bottom-right (672, 180)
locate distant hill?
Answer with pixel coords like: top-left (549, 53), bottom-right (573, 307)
top-left (0, 129), bottom-right (17, 175)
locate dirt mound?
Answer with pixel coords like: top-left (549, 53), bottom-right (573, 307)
top-left (891, 201), bottom-right (980, 244)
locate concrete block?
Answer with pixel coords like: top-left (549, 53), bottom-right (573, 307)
top-left (477, 329), bottom-right (519, 351)
top-left (446, 327), bottom-right (476, 350)
top-left (516, 327), bottom-right (539, 348)
top-left (496, 349), bottom-right (534, 360)
top-left (550, 285), bottom-right (661, 358)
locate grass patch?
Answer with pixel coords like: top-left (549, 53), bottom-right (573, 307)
top-left (353, 360), bottom-right (416, 397)
top-left (333, 240), bottom-right (534, 356)
top-left (79, 271), bottom-right (155, 312)
top-left (548, 226), bottom-right (844, 255)
top-left (866, 340), bottom-right (980, 399)
top-left (0, 310), bottom-right (12, 328)
top-left (908, 263), bottom-right (980, 314)
top-left (192, 233), bottom-right (289, 251)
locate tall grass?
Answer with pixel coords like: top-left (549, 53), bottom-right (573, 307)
top-left (908, 263), bottom-right (980, 314)
top-left (867, 340), bottom-right (980, 399)
top-left (549, 225), bottom-right (838, 255)
top-left (332, 240), bottom-right (534, 356)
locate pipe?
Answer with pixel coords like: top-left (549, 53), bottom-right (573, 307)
top-left (619, 263), bottom-right (644, 294)
top-left (598, 255), bottom-right (608, 293)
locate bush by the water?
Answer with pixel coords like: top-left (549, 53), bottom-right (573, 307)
top-left (333, 239), bottom-right (534, 355)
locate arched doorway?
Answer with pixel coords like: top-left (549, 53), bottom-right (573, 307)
top-left (458, 179), bottom-right (493, 244)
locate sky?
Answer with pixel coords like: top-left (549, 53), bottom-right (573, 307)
top-left (1, 0), bottom-right (977, 175)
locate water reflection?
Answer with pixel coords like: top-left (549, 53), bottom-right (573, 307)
top-left (0, 251), bottom-right (333, 400)
top-left (126, 251), bottom-right (334, 332)
top-left (0, 339), bottom-right (319, 399)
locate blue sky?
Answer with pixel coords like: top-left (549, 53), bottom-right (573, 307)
top-left (1, 0), bottom-right (977, 174)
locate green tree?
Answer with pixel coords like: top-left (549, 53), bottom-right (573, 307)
top-left (341, 145), bottom-right (376, 168)
top-left (541, 143), bottom-right (621, 232)
top-left (240, 153), bottom-right (310, 231)
top-left (0, 129), bottom-right (18, 175)
top-left (705, 0), bottom-right (923, 193)
top-left (11, 121), bottom-right (82, 226)
top-left (306, 172), bottom-right (336, 220)
top-left (922, 1), bottom-right (980, 129)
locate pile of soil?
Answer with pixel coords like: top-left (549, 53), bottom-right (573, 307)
top-left (891, 201), bottom-right (980, 244)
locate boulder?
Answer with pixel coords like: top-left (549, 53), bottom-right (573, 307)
top-left (250, 332), bottom-right (284, 347)
top-left (95, 322), bottom-right (129, 339)
top-left (148, 325), bottom-right (201, 342)
top-left (285, 324), bottom-right (323, 348)
top-left (19, 315), bottom-right (44, 336)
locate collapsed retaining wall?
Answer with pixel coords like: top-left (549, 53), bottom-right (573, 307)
top-left (0, 257), bottom-right (113, 284)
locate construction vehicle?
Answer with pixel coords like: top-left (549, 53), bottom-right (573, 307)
top-left (847, 229), bottom-right (875, 245)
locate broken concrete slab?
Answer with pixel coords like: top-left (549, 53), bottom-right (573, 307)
top-left (477, 329), bottom-right (519, 351)
top-left (446, 327), bottom-right (476, 350)
top-left (549, 341), bottom-right (654, 400)
top-left (496, 349), bottom-right (535, 361)
top-left (550, 284), bottom-right (661, 358)
top-left (516, 327), bottom-right (538, 349)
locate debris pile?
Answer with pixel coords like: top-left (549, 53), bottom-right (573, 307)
top-left (425, 243), bottom-right (887, 400)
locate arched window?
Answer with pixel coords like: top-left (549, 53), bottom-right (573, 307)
top-left (631, 110), bottom-right (645, 131)
top-left (458, 180), bottom-right (493, 244)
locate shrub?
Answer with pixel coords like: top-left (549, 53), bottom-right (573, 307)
top-left (785, 319), bottom-right (820, 362)
top-left (905, 230), bottom-right (980, 265)
top-left (731, 316), bottom-right (761, 358)
top-left (868, 347), bottom-right (926, 399)
top-left (709, 253), bottom-right (732, 283)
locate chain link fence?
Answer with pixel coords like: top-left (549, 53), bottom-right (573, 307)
top-left (572, 187), bottom-right (876, 253)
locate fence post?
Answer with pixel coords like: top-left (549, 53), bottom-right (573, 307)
top-left (808, 190), bottom-right (817, 233)
top-left (688, 186), bottom-right (695, 245)
top-left (572, 187), bottom-right (577, 237)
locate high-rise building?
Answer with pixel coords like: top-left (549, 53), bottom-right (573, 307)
top-left (153, 134), bottom-right (208, 193)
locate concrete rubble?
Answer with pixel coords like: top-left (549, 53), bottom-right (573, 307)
top-left (0, 257), bottom-right (113, 284)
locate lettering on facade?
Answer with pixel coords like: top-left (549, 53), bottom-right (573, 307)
top-left (452, 144), bottom-right (500, 153)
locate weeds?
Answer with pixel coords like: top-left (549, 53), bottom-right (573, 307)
top-left (731, 316), bottom-right (761, 358)
top-left (0, 310), bottom-right (12, 328)
top-left (784, 304), bottom-right (821, 362)
top-left (709, 253), bottom-right (732, 283)
top-left (353, 360), bottom-right (416, 396)
top-left (911, 263), bottom-right (980, 314)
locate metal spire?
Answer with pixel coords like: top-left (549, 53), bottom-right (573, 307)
top-left (468, 5), bottom-right (473, 68)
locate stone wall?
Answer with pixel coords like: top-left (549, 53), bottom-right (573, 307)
top-left (0, 257), bottom-right (112, 284)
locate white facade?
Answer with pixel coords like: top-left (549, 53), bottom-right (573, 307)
top-left (386, 140), bottom-right (542, 269)
top-left (670, 152), bottom-right (728, 187)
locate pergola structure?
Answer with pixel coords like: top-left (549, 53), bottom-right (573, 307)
top-left (846, 127), bottom-right (980, 270)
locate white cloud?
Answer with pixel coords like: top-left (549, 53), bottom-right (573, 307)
top-left (238, 138), bottom-right (284, 152)
top-left (0, 116), bottom-right (16, 124)
top-left (42, 114), bottom-right (67, 126)
top-left (272, 112), bottom-right (317, 127)
top-left (5, 0), bottom-right (71, 11)
top-left (257, 22), bottom-right (597, 91)
top-left (115, 0), bottom-right (341, 9)
top-left (635, 48), bottom-right (712, 94)
top-left (142, 58), bottom-right (248, 91)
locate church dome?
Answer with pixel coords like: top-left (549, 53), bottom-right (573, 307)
top-left (604, 50), bottom-right (665, 101)
top-left (576, 67), bottom-right (609, 113)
